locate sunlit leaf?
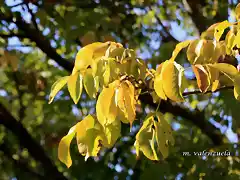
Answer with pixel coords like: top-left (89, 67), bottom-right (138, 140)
top-left (192, 65), bottom-right (210, 92)
top-left (161, 61), bottom-right (184, 101)
top-left (49, 76), bottom-right (69, 104)
top-left (117, 81), bottom-right (136, 126)
top-left (58, 125), bottom-right (77, 168)
top-left (154, 112), bottom-right (174, 158)
top-left (169, 40), bottom-right (191, 62)
top-left (83, 69), bottom-right (96, 98)
top-left (104, 118), bottom-right (121, 147)
top-left (96, 83), bottom-right (118, 126)
top-left (135, 114), bottom-right (158, 160)
top-left (214, 20), bottom-right (231, 41)
top-left (208, 63), bottom-right (238, 78)
top-left (68, 71), bottom-right (83, 104)
top-left (235, 3), bottom-right (240, 20)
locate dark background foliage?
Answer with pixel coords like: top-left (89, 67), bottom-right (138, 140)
top-left (0, 0), bottom-right (239, 179)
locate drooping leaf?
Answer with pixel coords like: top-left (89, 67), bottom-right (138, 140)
top-left (68, 71), bottom-right (83, 104)
top-left (235, 3), bottom-right (240, 21)
top-left (135, 115), bottom-right (158, 160)
top-left (75, 115), bottom-right (106, 161)
top-left (96, 82), bottom-right (118, 126)
top-left (49, 76), bottom-right (69, 104)
top-left (225, 30), bottom-right (236, 55)
top-left (161, 61), bottom-right (184, 101)
top-left (58, 125), bottom-right (77, 168)
top-left (154, 112), bottom-right (174, 158)
top-left (83, 69), bottom-right (96, 98)
top-left (186, 39), bottom-right (200, 64)
top-left (117, 80), bottom-right (136, 126)
top-left (192, 65), bottom-right (210, 92)
top-left (103, 118), bottom-right (121, 147)
top-left (154, 75), bottom-right (167, 100)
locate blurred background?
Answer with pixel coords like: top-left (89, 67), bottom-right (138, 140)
top-left (0, 0), bottom-right (239, 179)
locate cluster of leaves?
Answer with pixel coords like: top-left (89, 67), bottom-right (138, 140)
top-left (49, 3), bottom-right (240, 168)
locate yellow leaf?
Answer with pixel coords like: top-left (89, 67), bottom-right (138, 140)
top-left (117, 81), bottom-right (136, 126)
top-left (49, 76), bottom-right (69, 104)
top-left (233, 31), bottom-right (240, 49)
top-left (96, 84), bottom-right (117, 126)
top-left (208, 63), bottom-right (238, 78)
top-left (169, 40), bottom-right (191, 62)
top-left (155, 112), bottom-right (174, 158)
top-left (192, 65), bottom-right (210, 92)
top-left (235, 3), bottom-right (240, 21)
top-left (74, 42), bottom-right (111, 71)
top-left (233, 75), bottom-right (240, 100)
top-left (225, 30), bottom-right (236, 55)
top-left (58, 125), bottom-right (77, 168)
top-left (154, 75), bottom-right (167, 100)
top-left (135, 115), bottom-right (158, 160)
top-left (83, 69), bottom-right (96, 98)
top-left (68, 72), bottom-right (83, 104)
top-left (186, 39), bottom-right (199, 64)
top-left (201, 23), bottom-right (220, 39)
top-left (104, 118), bottom-right (121, 147)
top-left (75, 115), bottom-right (107, 160)
top-left (211, 80), bottom-right (220, 92)
top-left (214, 20), bottom-right (231, 41)
top-left (161, 61), bottom-right (184, 102)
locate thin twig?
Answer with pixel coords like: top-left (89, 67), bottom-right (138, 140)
top-left (9, 2), bottom-right (25, 8)
top-left (182, 86), bottom-right (234, 96)
top-left (148, 6), bottom-right (177, 42)
top-left (25, 3), bottom-right (39, 31)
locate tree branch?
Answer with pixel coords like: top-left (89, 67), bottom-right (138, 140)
top-left (182, 86), bottom-right (234, 96)
top-left (0, 141), bottom-right (44, 179)
top-left (25, 2), bottom-right (39, 31)
top-left (0, 103), bottom-right (68, 180)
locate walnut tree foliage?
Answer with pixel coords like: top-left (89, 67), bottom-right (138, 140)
top-left (49, 3), bottom-right (240, 168)
top-left (0, 0), bottom-right (240, 180)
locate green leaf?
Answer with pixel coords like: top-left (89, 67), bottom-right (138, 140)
top-left (68, 72), bottom-right (83, 104)
top-left (49, 76), bottom-right (69, 104)
top-left (58, 125), bottom-right (77, 168)
top-left (214, 20), bottom-right (231, 41)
